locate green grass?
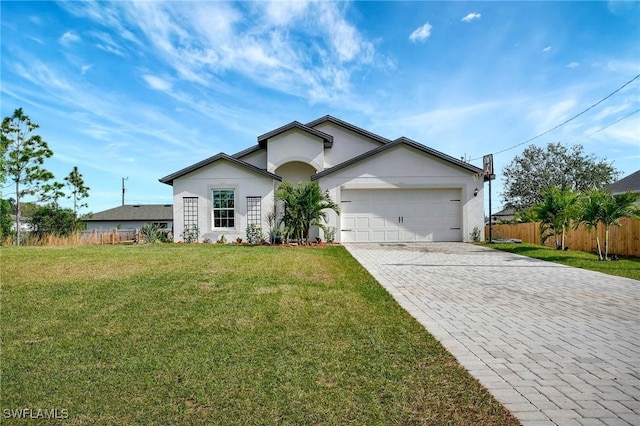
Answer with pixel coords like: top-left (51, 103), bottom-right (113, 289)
top-left (0, 244), bottom-right (517, 425)
top-left (484, 242), bottom-right (640, 281)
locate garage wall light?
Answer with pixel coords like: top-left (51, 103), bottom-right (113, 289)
top-left (473, 188), bottom-right (479, 197)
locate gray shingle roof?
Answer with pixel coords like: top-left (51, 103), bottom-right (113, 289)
top-left (257, 121), bottom-right (333, 148)
top-left (311, 136), bottom-right (483, 180)
top-left (82, 204), bottom-right (173, 222)
top-left (305, 115), bottom-right (391, 145)
top-left (232, 144), bottom-right (262, 159)
top-left (159, 153), bottom-right (281, 186)
top-left (607, 170), bottom-right (640, 194)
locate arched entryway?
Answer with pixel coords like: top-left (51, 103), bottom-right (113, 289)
top-left (274, 161), bottom-right (317, 184)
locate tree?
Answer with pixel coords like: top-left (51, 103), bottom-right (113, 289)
top-left (0, 199), bottom-right (12, 242)
top-left (29, 203), bottom-right (77, 240)
top-left (576, 189), bottom-right (640, 260)
top-left (276, 181), bottom-right (340, 243)
top-left (1, 108), bottom-right (61, 244)
top-left (532, 186), bottom-right (579, 250)
top-left (595, 191), bottom-right (639, 260)
top-left (64, 166), bottom-right (90, 217)
top-left (575, 189), bottom-right (607, 260)
top-left (502, 142), bottom-right (618, 211)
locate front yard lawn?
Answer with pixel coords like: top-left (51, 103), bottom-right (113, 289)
top-left (1, 244), bottom-right (518, 425)
top-left (485, 242), bottom-right (640, 281)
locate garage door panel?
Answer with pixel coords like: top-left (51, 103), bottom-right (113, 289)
top-left (355, 230), bottom-right (371, 241)
top-left (342, 217), bottom-right (356, 228)
top-left (341, 189), bottom-right (462, 242)
top-left (355, 217), bottom-right (371, 228)
top-left (370, 217), bottom-right (386, 228)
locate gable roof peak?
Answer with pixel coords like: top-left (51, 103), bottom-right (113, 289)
top-left (257, 120), bottom-right (333, 148)
top-left (159, 152), bottom-right (281, 186)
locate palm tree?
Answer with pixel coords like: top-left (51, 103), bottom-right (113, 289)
top-left (576, 189), bottom-right (639, 260)
top-left (598, 191), bottom-right (640, 260)
top-left (532, 186), bottom-right (579, 250)
top-left (576, 189), bottom-right (607, 260)
top-left (276, 181), bottom-right (340, 243)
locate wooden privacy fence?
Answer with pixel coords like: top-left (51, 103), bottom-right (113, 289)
top-left (485, 217), bottom-right (640, 258)
top-left (79, 229), bottom-right (140, 245)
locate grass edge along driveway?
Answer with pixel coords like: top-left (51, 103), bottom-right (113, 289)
top-left (1, 244), bottom-right (519, 425)
top-left (483, 242), bottom-right (640, 281)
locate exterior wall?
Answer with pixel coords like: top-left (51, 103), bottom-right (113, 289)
top-left (266, 129), bottom-right (324, 173)
top-left (171, 160), bottom-right (277, 242)
top-left (237, 148), bottom-right (267, 169)
top-left (316, 144), bottom-right (485, 242)
top-left (312, 122), bottom-right (384, 168)
top-left (84, 220), bottom-right (173, 232)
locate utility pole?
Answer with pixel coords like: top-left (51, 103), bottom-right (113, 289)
top-left (122, 177), bottom-right (128, 206)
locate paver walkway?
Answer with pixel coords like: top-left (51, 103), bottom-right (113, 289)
top-left (345, 243), bottom-right (640, 426)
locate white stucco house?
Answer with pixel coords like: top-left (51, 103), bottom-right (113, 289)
top-left (159, 115), bottom-right (485, 243)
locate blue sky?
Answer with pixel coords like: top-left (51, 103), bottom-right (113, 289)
top-left (2, 1), bottom-right (639, 216)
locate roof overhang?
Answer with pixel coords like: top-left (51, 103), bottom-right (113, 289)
top-left (312, 137), bottom-right (483, 180)
top-left (306, 115), bottom-right (391, 145)
top-left (159, 153), bottom-right (282, 186)
top-left (257, 121), bottom-right (333, 148)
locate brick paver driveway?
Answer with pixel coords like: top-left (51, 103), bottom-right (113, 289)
top-left (345, 243), bottom-right (640, 426)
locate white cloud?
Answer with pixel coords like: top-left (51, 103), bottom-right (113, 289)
top-left (55, 1), bottom-right (387, 108)
top-left (59, 31), bottom-right (80, 46)
top-left (566, 62), bottom-right (580, 68)
top-left (528, 97), bottom-right (577, 134)
top-left (264, 0), bottom-right (309, 26)
top-left (409, 22), bottom-right (432, 42)
top-left (81, 65), bottom-right (92, 75)
top-left (143, 75), bottom-right (173, 92)
top-left (543, 46), bottom-right (552, 52)
top-left (89, 31), bottom-right (125, 56)
top-left (461, 13), bottom-right (481, 23)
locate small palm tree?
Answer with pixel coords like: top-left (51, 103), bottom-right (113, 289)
top-left (576, 189), bottom-right (606, 260)
top-left (277, 181), bottom-right (306, 242)
top-left (276, 181), bottom-right (340, 243)
top-left (533, 186), bottom-right (579, 250)
top-left (576, 189), bottom-right (639, 260)
top-left (598, 191), bottom-right (640, 260)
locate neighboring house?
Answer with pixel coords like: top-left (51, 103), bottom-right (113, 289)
top-left (10, 214), bottom-right (32, 232)
top-left (81, 204), bottom-right (173, 232)
top-left (607, 169), bottom-right (640, 197)
top-left (487, 208), bottom-right (517, 224)
top-left (159, 115), bottom-right (485, 243)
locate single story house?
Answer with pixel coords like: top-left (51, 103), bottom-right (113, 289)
top-left (486, 208), bottom-right (517, 225)
top-left (81, 204), bottom-right (173, 233)
top-left (159, 115), bottom-right (485, 243)
top-left (10, 214), bottom-right (32, 232)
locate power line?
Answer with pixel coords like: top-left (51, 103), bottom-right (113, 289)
top-left (471, 72), bottom-right (640, 160)
top-left (570, 107), bottom-right (640, 143)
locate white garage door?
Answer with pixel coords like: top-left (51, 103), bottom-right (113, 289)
top-left (340, 189), bottom-right (462, 242)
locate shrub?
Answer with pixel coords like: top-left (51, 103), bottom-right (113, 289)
top-left (246, 224), bottom-right (263, 245)
top-left (325, 226), bottom-right (336, 243)
top-left (140, 223), bottom-right (164, 244)
top-left (182, 226), bottom-right (200, 243)
top-left (469, 226), bottom-right (481, 242)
